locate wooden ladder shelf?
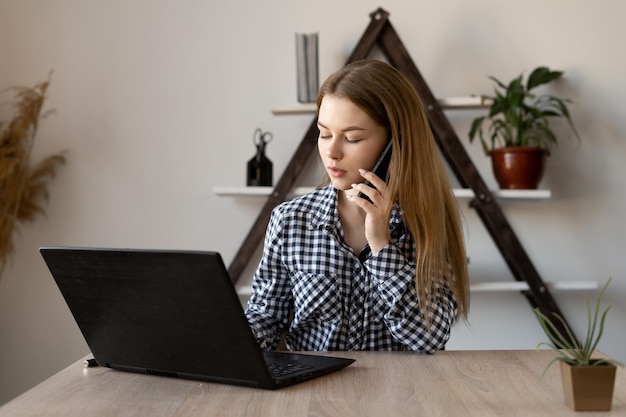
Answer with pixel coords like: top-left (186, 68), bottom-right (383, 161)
top-left (227, 7), bottom-right (576, 340)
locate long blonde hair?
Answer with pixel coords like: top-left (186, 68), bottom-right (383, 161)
top-left (317, 60), bottom-right (469, 321)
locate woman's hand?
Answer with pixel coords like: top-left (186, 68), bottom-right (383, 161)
top-left (348, 168), bottom-right (391, 255)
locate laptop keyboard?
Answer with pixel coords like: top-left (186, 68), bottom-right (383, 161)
top-left (267, 362), bottom-right (314, 378)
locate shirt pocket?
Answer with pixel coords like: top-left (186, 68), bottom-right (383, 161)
top-left (291, 271), bottom-right (341, 324)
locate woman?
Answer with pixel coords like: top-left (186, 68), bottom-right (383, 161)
top-left (245, 60), bottom-right (469, 352)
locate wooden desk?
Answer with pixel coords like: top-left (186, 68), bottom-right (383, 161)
top-left (1, 350), bottom-right (624, 416)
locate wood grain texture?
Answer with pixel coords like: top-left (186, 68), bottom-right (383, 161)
top-left (2, 350), bottom-right (623, 416)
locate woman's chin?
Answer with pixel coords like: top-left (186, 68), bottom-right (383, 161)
top-left (329, 179), bottom-right (353, 191)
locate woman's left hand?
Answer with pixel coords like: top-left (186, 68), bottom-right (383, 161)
top-left (348, 168), bottom-right (391, 255)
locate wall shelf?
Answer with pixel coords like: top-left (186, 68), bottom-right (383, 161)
top-left (469, 281), bottom-right (598, 292)
top-left (213, 186), bottom-right (551, 200)
top-left (271, 96), bottom-right (492, 115)
top-left (236, 281), bottom-right (597, 298)
top-left (227, 8), bottom-right (579, 343)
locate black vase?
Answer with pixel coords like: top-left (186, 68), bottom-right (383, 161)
top-left (247, 142), bottom-right (272, 186)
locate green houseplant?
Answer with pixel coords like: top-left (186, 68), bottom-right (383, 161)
top-left (468, 66), bottom-right (581, 189)
top-left (534, 278), bottom-right (623, 411)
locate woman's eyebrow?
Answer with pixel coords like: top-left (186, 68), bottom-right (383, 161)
top-left (317, 121), bottom-right (366, 132)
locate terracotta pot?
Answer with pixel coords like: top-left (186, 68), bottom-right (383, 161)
top-left (489, 146), bottom-right (547, 189)
top-left (559, 360), bottom-right (617, 411)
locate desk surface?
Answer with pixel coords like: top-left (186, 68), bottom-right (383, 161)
top-left (1, 350), bottom-right (624, 417)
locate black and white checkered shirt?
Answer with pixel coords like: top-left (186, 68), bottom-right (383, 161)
top-left (245, 184), bottom-right (457, 352)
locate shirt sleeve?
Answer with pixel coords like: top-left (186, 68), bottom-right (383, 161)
top-left (364, 243), bottom-right (457, 353)
top-left (244, 206), bottom-right (292, 350)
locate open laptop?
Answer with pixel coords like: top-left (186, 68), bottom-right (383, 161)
top-left (40, 246), bottom-right (354, 389)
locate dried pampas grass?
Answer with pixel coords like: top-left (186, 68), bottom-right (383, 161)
top-left (0, 75), bottom-right (66, 280)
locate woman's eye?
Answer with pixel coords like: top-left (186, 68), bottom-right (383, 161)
top-left (345, 138), bottom-right (363, 144)
top-left (317, 132), bottom-right (362, 142)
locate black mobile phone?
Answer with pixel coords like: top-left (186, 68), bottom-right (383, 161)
top-left (358, 140), bottom-right (393, 204)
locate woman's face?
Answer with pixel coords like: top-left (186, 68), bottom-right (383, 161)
top-left (317, 95), bottom-right (389, 193)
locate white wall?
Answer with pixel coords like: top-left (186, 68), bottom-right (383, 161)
top-left (1, 0), bottom-right (625, 405)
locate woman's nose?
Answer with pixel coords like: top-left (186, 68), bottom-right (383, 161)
top-left (325, 138), bottom-right (342, 160)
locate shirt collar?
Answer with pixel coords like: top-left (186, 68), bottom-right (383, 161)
top-left (310, 184), bottom-right (338, 231)
top-left (309, 184), bottom-right (405, 234)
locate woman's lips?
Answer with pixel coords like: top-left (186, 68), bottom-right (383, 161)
top-left (327, 166), bottom-right (347, 178)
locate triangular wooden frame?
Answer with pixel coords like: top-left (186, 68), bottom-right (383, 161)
top-left (227, 7), bottom-right (576, 341)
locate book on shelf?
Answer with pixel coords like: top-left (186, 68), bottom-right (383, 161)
top-left (295, 33), bottom-right (319, 103)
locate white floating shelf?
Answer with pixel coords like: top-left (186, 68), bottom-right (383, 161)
top-left (470, 281), bottom-right (598, 292)
top-left (213, 186), bottom-right (551, 200)
top-left (454, 189), bottom-right (552, 199)
top-left (271, 96), bottom-right (493, 115)
top-left (271, 102), bottom-right (316, 115)
top-left (236, 281), bottom-right (597, 297)
top-left (213, 186), bottom-right (315, 197)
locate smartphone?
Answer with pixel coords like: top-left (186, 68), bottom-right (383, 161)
top-left (358, 140), bottom-right (393, 204)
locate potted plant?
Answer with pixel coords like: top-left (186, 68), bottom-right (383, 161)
top-left (534, 278), bottom-right (623, 411)
top-left (468, 66), bottom-right (581, 189)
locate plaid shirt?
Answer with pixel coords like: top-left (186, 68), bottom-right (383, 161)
top-left (245, 184), bottom-right (457, 352)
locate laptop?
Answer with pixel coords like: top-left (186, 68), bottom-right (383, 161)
top-left (39, 246), bottom-right (354, 389)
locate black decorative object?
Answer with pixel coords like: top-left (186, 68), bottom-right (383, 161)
top-left (246, 128), bottom-right (273, 186)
